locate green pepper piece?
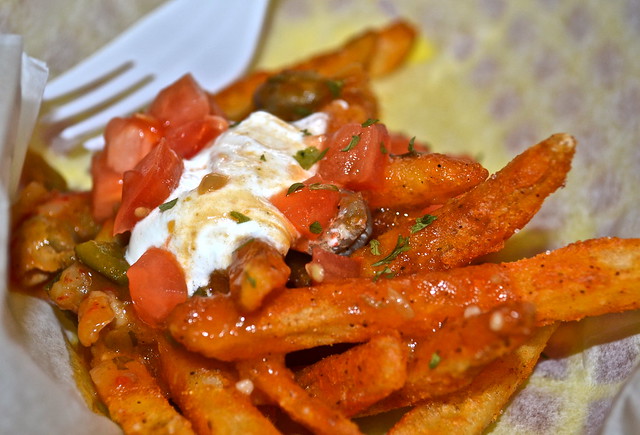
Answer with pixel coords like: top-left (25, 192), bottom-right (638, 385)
top-left (74, 240), bottom-right (130, 285)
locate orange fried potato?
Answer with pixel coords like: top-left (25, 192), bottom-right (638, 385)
top-left (90, 356), bottom-right (195, 434)
top-left (237, 355), bottom-right (362, 435)
top-left (157, 339), bottom-right (280, 435)
top-left (213, 21), bottom-right (416, 121)
top-left (361, 153), bottom-right (488, 210)
top-left (357, 133), bottom-right (576, 277)
top-left (229, 239), bottom-right (290, 312)
top-left (366, 302), bottom-right (535, 414)
top-left (388, 325), bottom-right (557, 435)
top-left (168, 237), bottom-right (640, 360)
top-left (295, 332), bottom-right (408, 417)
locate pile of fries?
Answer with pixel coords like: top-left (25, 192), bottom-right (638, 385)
top-left (10, 21), bottom-right (640, 434)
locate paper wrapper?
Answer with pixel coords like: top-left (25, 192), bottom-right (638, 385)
top-left (2, 0), bottom-right (640, 433)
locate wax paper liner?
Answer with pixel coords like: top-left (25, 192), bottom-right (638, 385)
top-left (2, 1), bottom-right (640, 434)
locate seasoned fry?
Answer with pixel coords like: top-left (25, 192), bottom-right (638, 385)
top-left (366, 20), bottom-right (418, 77)
top-left (158, 339), bottom-right (280, 435)
top-left (388, 325), bottom-right (557, 435)
top-left (357, 133), bottom-right (576, 277)
top-left (366, 302), bottom-right (535, 414)
top-left (361, 152), bottom-right (488, 210)
top-left (213, 21), bottom-right (416, 121)
top-left (229, 239), bottom-right (290, 312)
top-left (168, 237), bottom-right (640, 360)
top-left (90, 356), bottom-right (195, 435)
top-left (237, 355), bottom-right (362, 435)
top-left (295, 333), bottom-right (408, 417)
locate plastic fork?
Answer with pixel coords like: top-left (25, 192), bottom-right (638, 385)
top-left (41, 0), bottom-right (269, 151)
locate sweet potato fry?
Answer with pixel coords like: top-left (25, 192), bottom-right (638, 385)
top-left (213, 21), bottom-right (416, 121)
top-left (366, 20), bottom-right (418, 77)
top-left (361, 153), bottom-right (488, 210)
top-left (169, 237), bottom-right (640, 360)
top-left (365, 302), bottom-right (535, 414)
top-left (229, 239), bottom-right (290, 312)
top-left (295, 332), bottom-right (408, 417)
top-left (357, 133), bottom-right (576, 277)
top-left (157, 339), bottom-right (280, 435)
top-left (90, 356), bottom-right (195, 434)
top-left (237, 355), bottom-right (362, 435)
top-left (388, 325), bottom-right (557, 435)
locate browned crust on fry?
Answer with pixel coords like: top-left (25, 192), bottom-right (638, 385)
top-left (157, 339), bottom-right (280, 435)
top-left (168, 237), bottom-right (640, 360)
top-left (387, 325), bottom-right (557, 435)
top-left (357, 133), bottom-right (577, 277)
top-left (90, 357), bottom-right (195, 434)
top-left (361, 153), bottom-right (489, 209)
top-left (237, 356), bottom-right (362, 435)
top-left (295, 332), bottom-right (408, 417)
top-left (364, 302), bottom-right (535, 414)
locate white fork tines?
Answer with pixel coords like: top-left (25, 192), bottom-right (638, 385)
top-left (42, 0), bottom-right (269, 151)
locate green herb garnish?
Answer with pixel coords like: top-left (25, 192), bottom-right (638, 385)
top-left (429, 352), bottom-right (441, 369)
top-left (361, 118), bottom-right (379, 127)
top-left (369, 239), bottom-right (381, 256)
top-left (380, 141), bottom-right (388, 154)
top-left (287, 182), bottom-right (306, 195)
top-left (294, 146), bottom-right (328, 169)
top-left (408, 136), bottom-right (417, 153)
top-left (245, 273), bottom-right (257, 288)
top-left (260, 154), bottom-right (267, 162)
top-left (373, 267), bottom-right (396, 282)
top-left (371, 235), bottom-right (411, 267)
top-left (300, 128), bottom-right (312, 136)
top-left (341, 134), bottom-right (361, 152)
top-left (309, 221), bottom-right (323, 234)
top-left (410, 214), bottom-right (437, 234)
top-left (159, 198), bottom-right (178, 212)
top-left (230, 211), bottom-right (251, 223)
top-left (326, 79), bottom-right (344, 98)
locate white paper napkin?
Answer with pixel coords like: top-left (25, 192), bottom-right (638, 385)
top-left (0, 34), bottom-right (120, 435)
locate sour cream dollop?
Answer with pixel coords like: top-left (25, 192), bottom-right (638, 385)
top-left (125, 111), bottom-right (328, 295)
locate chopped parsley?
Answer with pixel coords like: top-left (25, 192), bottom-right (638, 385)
top-left (407, 136), bottom-right (417, 154)
top-left (245, 272), bottom-right (257, 288)
top-left (300, 128), bottom-right (312, 136)
top-left (369, 239), bottom-right (381, 256)
top-left (326, 79), bottom-right (344, 98)
top-left (429, 352), bottom-right (441, 369)
top-left (230, 211), bottom-right (251, 223)
top-left (341, 134), bottom-right (361, 152)
top-left (361, 118), bottom-right (379, 127)
top-left (371, 235), bottom-right (411, 267)
top-left (309, 221), bottom-right (323, 234)
top-left (380, 141), bottom-right (388, 154)
top-left (373, 267), bottom-right (396, 282)
top-left (294, 146), bottom-right (328, 169)
top-left (287, 182), bottom-right (306, 195)
top-left (260, 154), bottom-right (267, 162)
top-left (410, 214), bottom-right (437, 234)
top-left (158, 198), bottom-right (178, 212)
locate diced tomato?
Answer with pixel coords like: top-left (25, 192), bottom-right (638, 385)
top-left (165, 115), bottom-right (229, 159)
top-left (148, 74), bottom-right (210, 128)
top-left (387, 132), bottom-right (430, 155)
top-left (307, 247), bottom-right (361, 283)
top-left (113, 141), bottom-right (183, 234)
top-left (270, 176), bottom-right (341, 240)
top-left (90, 151), bottom-right (123, 222)
top-left (103, 114), bottom-right (164, 173)
top-left (127, 247), bottom-right (188, 327)
top-left (317, 122), bottom-right (390, 191)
